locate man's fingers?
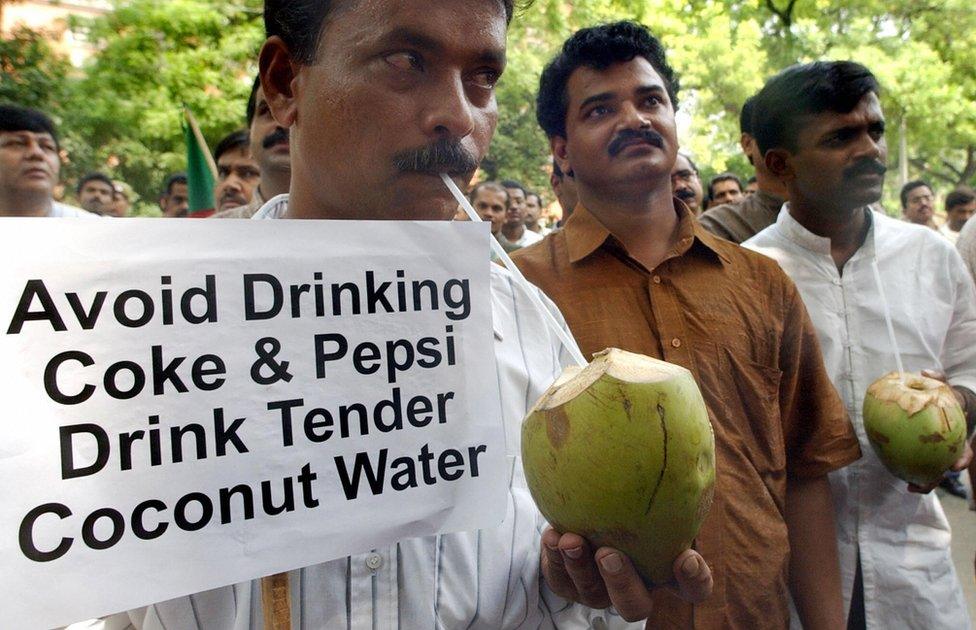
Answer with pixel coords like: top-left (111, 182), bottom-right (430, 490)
top-left (592, 547), bottom-right (655, 622)
top-left (671, 550), bottom-right (713, 603)
top-left (540, 528), bottom-right (578, 601)
top-left (951, 441), bottom-right (974, 472)
top-left (556, 533), bottom-right (611, 609)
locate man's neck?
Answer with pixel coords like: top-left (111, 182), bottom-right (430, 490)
top-left (260, 170), bottom-right (290, 201)
top-left (754, 169), bottom-right (789, 200)
top-left (525, 220), bottom-right (541, 233)
top-left (579, 182), bottom-right (680, 271)
top-left (0, 192), bottom-right (52, 217)
top-left (789, 196), bottom-right (869, 273)
top-left (501, 222), bottom-right (525, 241)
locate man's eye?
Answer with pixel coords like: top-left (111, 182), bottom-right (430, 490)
top-left (643, 95), bottom-right (663, 107)
top-left (384, 51), bottom-right (423, 72)
top-left (586, 105), bottom-right (611, 119)
top-left (469, 69), bottom-right (500, 90)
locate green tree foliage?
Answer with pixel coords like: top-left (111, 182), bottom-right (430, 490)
top-left (4, 0), bottom-right (973, 212)
top-left (0, 25), bottom-right (73, 112)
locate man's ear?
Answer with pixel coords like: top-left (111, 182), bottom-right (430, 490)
top-left (764, 148), bottom-right (795, 181)
top-left (259, 36), bottom-right (300, 129)
top-left (550, 136), bottom-right (573, 178)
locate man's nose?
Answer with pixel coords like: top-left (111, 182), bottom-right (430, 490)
top-left (422, 75), bottom-right (476, 139)
top-left (618, 101), bottom-right (651, 131)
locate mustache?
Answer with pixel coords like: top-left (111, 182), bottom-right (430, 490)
top-left (392, 139), bottom-right (480, 176)
top-left (608, 128), bottom-right (664, 157)
top-left (843, 159), bottom-right (887, 179)
top-left (262, 127), bottom-right (289, 149)
top-left (674, 187), bottom-right (696, 200)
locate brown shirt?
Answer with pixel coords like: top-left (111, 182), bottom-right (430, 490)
top-left (512, 202), bottom-right (860, 630)
top-left (699, 189), bottom-right (785, 244)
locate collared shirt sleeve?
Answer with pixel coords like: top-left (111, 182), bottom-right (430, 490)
top-left (776, 276), bottom-right (861, 480)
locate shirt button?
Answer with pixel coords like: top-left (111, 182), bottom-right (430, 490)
top-left (652, 275), bottom-right (662, 284)
top-left (671, 338), bottom-right (681, 348)
top-left (365, 553), bottom-right (383, 571)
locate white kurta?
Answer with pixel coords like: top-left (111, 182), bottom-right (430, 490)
top-left (746, 208), bottom-right (975, 629)
top-left (78, 195), bottom-right (638, 630)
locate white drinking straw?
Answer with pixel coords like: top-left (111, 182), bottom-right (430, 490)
top-left (870, 257), bottom-right (905, 380)
top-left (441, 173), bottom-right (587, 368)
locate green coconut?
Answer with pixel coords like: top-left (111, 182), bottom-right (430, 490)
top-left (863, 372), bottom-right (966, 486)
top-left (521, 348), bottom-right (715, 586)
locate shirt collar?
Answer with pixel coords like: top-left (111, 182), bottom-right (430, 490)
top-left (776, 203), bottom-right (877, 258)
top-left (564, 198), bottom-right (729, 266)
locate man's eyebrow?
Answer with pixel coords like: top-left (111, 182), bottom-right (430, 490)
top-left (378, 27), bottom-right (505, 66)
top-left (578, 91), bottom-right (615, 111)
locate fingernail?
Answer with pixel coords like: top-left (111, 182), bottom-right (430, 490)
top-left (563, 546), bottom-right (583, 560)
top-left (682, 555), bottom-right (699, 577)
top-left (599, 553), bottom-right (622, 574)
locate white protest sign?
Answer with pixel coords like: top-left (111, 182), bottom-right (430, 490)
top-left (0, 217), bottom-right (506, 629)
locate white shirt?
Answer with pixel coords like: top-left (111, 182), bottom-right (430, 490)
top-left (51, 202), bottom-right (99, 218)
top-left (956, 216), bottom-right (976, 287)
top-left (497, 226), bottom-right (543, 253)
top-left (938, 221), bottom-right (961, 245)
top-left (746, 207), bottom-right (976, 629)
top-left (92, 195), bottom-right (637, 630)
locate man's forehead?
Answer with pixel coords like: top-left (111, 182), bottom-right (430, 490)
top-left (569, 58), bottom-right (666, 100)
top-left (319, 0), bottom-right (507, 61)
top-left (0, 130), bottom-right (55, 142)
top-left (672, 156), bottom-right (692, 173)
top-left (218, 147), bottom-right (256, 165)
top-left (83, 180), bottom-right (113, 191)
top-left (808, 92), bottom-right (884, 133)
top-left (908, 186), bottom-right (932, 199)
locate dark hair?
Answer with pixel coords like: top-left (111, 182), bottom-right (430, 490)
top-left (161, 173), bottom-right (187, 197)
top-left (747, 175), bottom-right (757, 184)
top-left (246, 75), bottom-right (261, 128)
top-left (500, 179), bottom-right (525, 195)
top-left (946, 186), bottom-right (976, 211)
top-left (213, 129), bottom-right (251, 162)
top-left (265, 0), bottom-right (522, 65)
top-left (469, 180), bottom-right (509, 204)
top-left (676, 152), bottom-right (698, 174)
top-left (536, 21), bottom-right (678, 139)
top-left (0, 103), bottom-right (59, 149)
top-left (526, 191), bottom-right (542, 205)
top-left (900, 180), bottom-right (931, 209)
top-left (76, 172), bottom-right (114, 195)
top-left (739, 96), bottom-right (755, 136)
top-left (708, 172), bottom-right (742, 197)
top-left (751, 60), bottom-right (879, 155)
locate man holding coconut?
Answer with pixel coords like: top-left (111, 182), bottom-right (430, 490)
top-left (513, 21), bottom-right (861, 630)
top-left (90, 2), bottom-right (713, 628)
top-left (744, 61), bottom-right (975, 628)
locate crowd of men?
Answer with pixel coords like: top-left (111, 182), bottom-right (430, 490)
top-left (2, 2), bottom-right (976, 629)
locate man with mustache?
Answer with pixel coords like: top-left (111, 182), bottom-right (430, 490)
top-left (498, 179), bottom-right (543, 252)
top-left (215, 77), bottom-right (292, 219)
top-left (744, 61), bottom-right (975, 629)
top-left (76, 172), bottom-right (116, 216)
top-left (513, 22), bottom-right (860, 630)
top-left (0, 104), bottom-right (97, 218)
top-left (212, 129), bottom-right (261, 215)
top-left (669, 152), bottom-right (703, 215)
top-left (899, 180), bottom-right (937, 229)
top-left (92, 2), bottom-right (713, 628)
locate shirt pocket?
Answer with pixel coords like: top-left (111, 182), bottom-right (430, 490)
top-left (707, 343), bottom-right (786, 478)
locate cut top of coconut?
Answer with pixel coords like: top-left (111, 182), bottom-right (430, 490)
top-left (866, 372), bottom-right (960, 416)
top-left (533, 348), bottom-right (691, 411)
